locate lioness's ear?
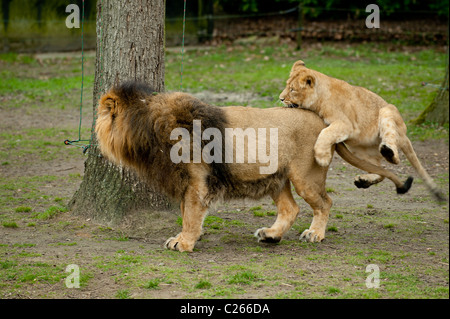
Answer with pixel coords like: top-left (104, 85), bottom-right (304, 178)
top-left (304, 75), bottom-right (315, 88)
top-left (294, 60), bottom-right (305, 67)
top-left (290, 60), bottom-right (306, 76)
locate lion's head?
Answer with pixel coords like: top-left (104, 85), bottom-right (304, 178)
top-left (279, 60), bottom-right (317, 109)
top-left (95, 82), bottom-right (157, 166)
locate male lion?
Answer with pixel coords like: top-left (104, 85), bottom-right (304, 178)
top-left (280, 60), bottom-right (445, 202)
top-left (95, 81), bottom-right (412, 252)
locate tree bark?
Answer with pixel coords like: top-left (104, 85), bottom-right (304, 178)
top-left (197, 0), bottom-right (214, 43)
top-left (69, 0), bottom-right (174, 226)
top-left (413, 54), bottom-right (449, 126)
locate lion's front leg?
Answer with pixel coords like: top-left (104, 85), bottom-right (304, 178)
top-left (314, 120), bottom-right (352, 167)
top-left (164, 184), bottom-right (209, 252)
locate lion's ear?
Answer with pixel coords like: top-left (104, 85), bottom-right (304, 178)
top-left (304, 75), bottom-right (315, 88)
top-left (100, 94), bottom-right (117, 113)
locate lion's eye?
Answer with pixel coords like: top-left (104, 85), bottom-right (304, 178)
top-left (290, 88), bottom-right (294, 93)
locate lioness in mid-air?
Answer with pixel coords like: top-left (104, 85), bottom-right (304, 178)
top-left (95, 82), bottom-right (412, 251)
top-left (280, 60), bottom-right (445, 202)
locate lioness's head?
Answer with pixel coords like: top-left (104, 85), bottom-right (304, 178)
top-left (279, 60), bottom-right (316, 109)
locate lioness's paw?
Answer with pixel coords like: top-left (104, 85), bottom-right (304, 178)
top-left (164, 234), bottom-right (194, 252)
top-left (254, 228), bottom-right (281, 243)
top-left (379, 143), bottom-right (400, 165)
top-left (354, 175), bottom-right (373, 189)
top-left (314, 147), bottom-right (332, 167)
top-left (300, 229), bottom-right (325, 243)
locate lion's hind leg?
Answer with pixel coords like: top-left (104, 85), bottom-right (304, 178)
top-left (255, 181), bottom-right (300, 243)
top-left (290, 169), bottom-right (332, 243)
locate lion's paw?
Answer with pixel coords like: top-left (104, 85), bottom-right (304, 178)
top-left (164, 234), bottom-right (194, 252)
top-left (300, 228), bottom-right (325, 243)
top-left (254, 228), bottom-right (281, 243)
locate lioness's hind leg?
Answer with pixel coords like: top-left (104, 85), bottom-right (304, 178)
top-left (379, 105), bottom-right (403, 165)
top-left (255, 181), bottom-right (299, 243)
top-left (349, 146), bottom-right (385, 188)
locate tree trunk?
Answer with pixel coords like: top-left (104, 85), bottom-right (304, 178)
top-left (412, 55), bottom-right (449, 126)
top-left (69, 0), bottom-right (174, 226)
top-left (198, 0), bottom-right (214, 43)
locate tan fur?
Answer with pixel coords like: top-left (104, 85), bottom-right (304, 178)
top-left (96, 82), bottom-right (414, 252)
top-left (280, 60), bottom-right (445, 201)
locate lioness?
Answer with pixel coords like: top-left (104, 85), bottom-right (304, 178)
top-left (95, 82), bottom-right (411, 251)
top-left (280, 60), bottom-right (445, 202)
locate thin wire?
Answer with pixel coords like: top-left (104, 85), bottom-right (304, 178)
top-left (180, 0), bottom-right (187, 91)
top-left (64, 0), bottom-right (90, 148)
top-left (86, 0), bottom-right (105, 152)
top-left (78, 0), bottom-right (85, 141)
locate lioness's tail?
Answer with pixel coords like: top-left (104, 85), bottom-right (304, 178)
top-left (335, 143), bottom-right (413, 195)
top-left (400, 138), bottom-right (446, 202)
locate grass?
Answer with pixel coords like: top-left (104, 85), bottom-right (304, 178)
top-left (228, 270), bottom-right (259, 285)
top-left (32, 206), bottom-right (67, 220)
top-left (194, 280), bottom-right (212, 289)
top-left (2, 221), bottom-right (19, 228)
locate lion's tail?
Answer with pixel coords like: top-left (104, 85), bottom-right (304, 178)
top-left (335, 143), bottom-right (413, 195)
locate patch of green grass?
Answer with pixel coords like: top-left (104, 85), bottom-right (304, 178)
top-left (108, 235), bottom-right (130, 241)
top-left (326, 187), bottom-right (336, 193)
top-left (0, 261), bottom-right (65, 284)
top-left (204, 215), bottom-right (224, 230)
top-left (144, 278), bottom-right (161, 290)
top-left (32, 205), bottom-right (67, 220)
top-left (383, 223), bottom-right (396, 229)
top-left (327, 287), bottom-right (341, 295)
top-left (228, 271), bottom-right (259, 285)
top-left (253, 210), bottom-right (266, 217)
top-left (15, 206), bottom-right (32, 213)
top-left (194, 280), bottom-right (212, 289)
top-left (327, 226), bottom-right (338, 232)
top-left (115, 289), bottom-right (131, 299)
top-left (2, 221), bottom-right (18, 228)
top-left (0, 260), bottom-right (17, 269)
